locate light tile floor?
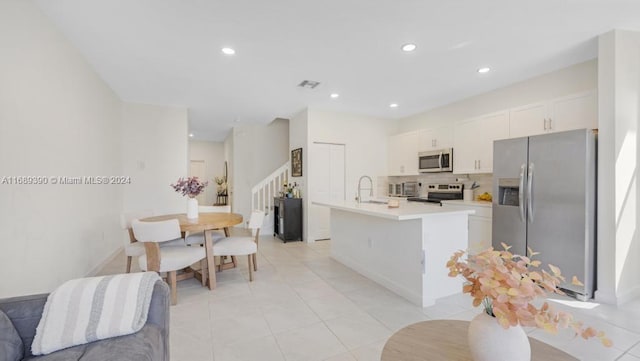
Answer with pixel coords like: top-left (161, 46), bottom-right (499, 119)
top-left (98, 236), bottom-right (640, 361)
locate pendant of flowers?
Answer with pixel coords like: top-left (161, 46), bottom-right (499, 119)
top-left (170, 176), bottom-right (208, 198)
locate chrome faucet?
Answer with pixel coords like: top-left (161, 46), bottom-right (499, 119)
top-left (357, 175), bottom-right (373, 204)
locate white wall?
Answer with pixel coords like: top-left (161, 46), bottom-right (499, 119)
top-left (289, 110), bottom-right (309, 240)
top-left (223, 131), bottom-right (234, 207)
top-left (121, 103), bottom-right (188, 215)
top-left (232, 118), bottom-right (289, 221)
top-left (189, 140), bottom-right (225, 205)
top-left (596, 29), bottom-right (640, 304)
top-left (308, 110), bottom-right (394, 200)
top-left (398, 59), bottom-right (597, 132)
top-left (0, 0), bottom-right (123, 297)
top-left (304, 109), bottom-right (395, 242)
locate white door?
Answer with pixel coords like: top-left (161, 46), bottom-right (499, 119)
top-left (189, 160), bottom-right (207, 204)
top-left (310, 143), bottom-right (345, 241)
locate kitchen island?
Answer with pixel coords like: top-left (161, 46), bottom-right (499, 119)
top-left (313, 200), bottom-right (474, 307)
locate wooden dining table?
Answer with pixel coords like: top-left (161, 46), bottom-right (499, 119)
top-left (381, 319), bottom-right (577, 361)
top-left (141, 212), bottom-right (243, 290)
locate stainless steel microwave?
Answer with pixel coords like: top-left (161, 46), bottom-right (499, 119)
top-left (418, 148), bottom-right (453, 173)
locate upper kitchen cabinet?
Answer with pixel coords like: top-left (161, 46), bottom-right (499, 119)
top-left (453, 111), bottom-right (509, 174)
top-left (509, 90), bottom-right (597, 138)
top-left (509, 102), bottom-right (548, 138)
top-left (388, 131), bottom-right (419, 176)
top-left (549, 90), bottom-right (597, 132)
top-left (417, 125), bottom-right (453, 151)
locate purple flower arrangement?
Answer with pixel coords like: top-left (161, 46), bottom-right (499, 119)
top-left (171, 176), bottom-right (208, 198)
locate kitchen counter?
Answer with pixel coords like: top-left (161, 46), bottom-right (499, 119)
top-left (315, 200), bottom-right (471, 307)
top-left (312, 200), bottom-right (474, 220)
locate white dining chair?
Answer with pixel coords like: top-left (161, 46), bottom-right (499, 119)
top-left (212, 210), bottom-right (265, 282)
top-left (120, 210), bottom-right (185, 273)
top-left (184, 205), bottom-right (232, 246)
top-left (132, 219), bottom-right (207, 305)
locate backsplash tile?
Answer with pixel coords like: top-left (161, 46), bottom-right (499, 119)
top-left (384, 173), bottom-right (493, 198)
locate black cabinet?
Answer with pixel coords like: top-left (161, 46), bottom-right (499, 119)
top-left (273, 197), bottom-right (302, 242)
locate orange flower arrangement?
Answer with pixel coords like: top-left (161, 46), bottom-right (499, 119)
top-left (447, 243), bottom-right (612, 347)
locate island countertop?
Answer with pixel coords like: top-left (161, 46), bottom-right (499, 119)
top-left (313, 200), bottom-right (475, 221)
top-left (441, 199), bottom-right (492, 208)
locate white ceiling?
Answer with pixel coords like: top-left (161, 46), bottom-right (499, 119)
top-left (35, 0), bottom-right (640, 141)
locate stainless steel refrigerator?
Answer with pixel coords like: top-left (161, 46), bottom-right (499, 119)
top-left (492, 129), bottom-right (596, 300)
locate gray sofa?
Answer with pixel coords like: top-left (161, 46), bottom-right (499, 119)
top-left (0, 282), bottom-right (170, 361)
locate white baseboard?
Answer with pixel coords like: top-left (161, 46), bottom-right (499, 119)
top-left (262, 213), bottom-right (274, 235)
top-left (87, 246), bottom-right (123, 277)
top-left (262, 224), bottom-right (274, 236)
top-left (594, 289), bottom-right (618, 304)
top-left (617, 285), bottom-right (640, 305)
top-left (595, 285), bottom-right (640, 305)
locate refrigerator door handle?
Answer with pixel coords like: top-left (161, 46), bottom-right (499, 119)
top-left (527, 162), bottom-right (535, 223)
top-left (519, 163), bottom-right (526, 222)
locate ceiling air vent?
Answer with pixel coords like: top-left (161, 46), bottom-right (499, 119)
top-left (297, 80), bottom-right (321, 89)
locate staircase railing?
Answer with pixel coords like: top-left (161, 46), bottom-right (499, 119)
top-left (251, 162), bottom-right (290, 215)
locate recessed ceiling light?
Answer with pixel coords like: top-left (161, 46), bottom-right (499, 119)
top-left (401, 43), bottom-right (417, 52)
top-left (477, 67), bottom-right (491, 74)
top-left (189, 133), bottom-right (194, 137)
top-left (330, 93), bottom-right (340, 99)
top-left (221, 47), bottom-right (236, 55)
top-left (389, 103), bottom-right (399, 108)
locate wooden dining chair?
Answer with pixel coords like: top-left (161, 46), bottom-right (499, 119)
top-left (120, 210), bottom-right (185, 273)
top-left (131, 219), bottom-right (207, 305)
top-left (212, 210), bottom-right (265, 282)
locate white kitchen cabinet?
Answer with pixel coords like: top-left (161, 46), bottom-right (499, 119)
top-left (468, 216), bottom-right (492, 254)
top-left (417, 125), bottom-right (453, 152)
top-left (508, 90), bottom-right (597, 138)
top-left (509, 102), bottom-right (548, 138)
top-left (453, 111), bottom-right (509, 174)
top-left (388, 131), bottom-right (419, 176)
top-left (549, 90), bottom-right (598, 132)
top-left (441, 201), bottom-right (492, 254)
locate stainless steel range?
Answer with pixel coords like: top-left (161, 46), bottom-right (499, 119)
top-left (407, 183), bottom-right (463, 205)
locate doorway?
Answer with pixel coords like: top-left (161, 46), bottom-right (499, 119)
top-left (189, 160), bottom-right (206, 204)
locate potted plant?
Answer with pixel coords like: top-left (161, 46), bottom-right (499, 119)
top-left (447, 243), bottom-right (611, 361)
top-left (171, 176), bottom-right (208, 219)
